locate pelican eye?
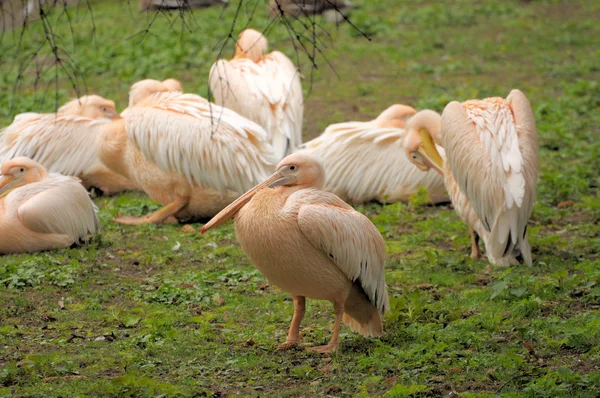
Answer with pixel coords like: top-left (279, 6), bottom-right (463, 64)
top-left (289, 165), bottom-right (296, 171)
top-left (20, 168), bottom-right (24, 172)
top-left (412, 155), bottom-right (417, 159)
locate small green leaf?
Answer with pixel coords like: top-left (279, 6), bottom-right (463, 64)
top-left (490, 281), bottom-right (509, 299)
top-left (510, 286), bottom-right (528, 298)
top-left (121, 315), bottom-right (141, 328)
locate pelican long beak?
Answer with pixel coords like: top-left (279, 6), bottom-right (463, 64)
top-left (418, 128), bottom-right (444, 176)
top-left (0, 175), bottom-right (22, 199)
top-left (201, 171), bottom-right (291, 234)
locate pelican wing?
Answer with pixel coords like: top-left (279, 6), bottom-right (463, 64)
top-left (209, 52), bottom-right (303, 159)
top-left (301, 121), bottom-right (447, 203)
top-left (0, 113), bottom-right (107, 177)
top-left (8, 175), bottom-right (99, 241)
top-left (265, 51), bottom-right (304, 153)
top-left (125, 92), bottom-right (277, 193)
top-left (441, 94), bottom-right (537, 261)
top-left (292, 189), bottom-right (389, 314)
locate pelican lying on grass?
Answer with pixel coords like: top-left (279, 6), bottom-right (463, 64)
top-left (97, 80), bottom-right (278, 224)
top-left (403, 90), bottom-right (538, 266)
top-left (202, 153), bottom-right (389, 353)
top-left (210, 28), bottom-right (303, 160)
top-left (300, 104), bottom-right (448, 204)
top-left (0, 95), bottom-right (137, 195)
top-left (0, 157), bottom-right (99, 254)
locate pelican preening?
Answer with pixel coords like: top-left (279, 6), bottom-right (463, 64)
top-left (97, 81), bottom-right (278, 225)
top-left (404, 90), bottom-right (538, 266)
top-left (202, 153), bottom-right (389, 352)
top-left (210, 28), bottom-right (303, 160)
top-left (301, 104), bottom-right (449, 204)
top-left (0, 157), bottom-right (99, 254)
top-left (0, 95), bottom-right (137, 195)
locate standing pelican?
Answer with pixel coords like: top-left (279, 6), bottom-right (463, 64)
top-left (300, 104), bottom-right (448, 204)
top-left (209, 28), bottom-right (303, 160)
top-left (0, 95), bottom-right (137, 195)
top-left (403, 90), bottom-right (538, 266)
top-left (97, 82), bottom-right (278, 224)
top-left (0, 157), bottom-right (99, 254)
top-left (202, 153), bottom-right (389, 353)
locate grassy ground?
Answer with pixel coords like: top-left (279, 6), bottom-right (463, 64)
top-left (1, 0), bottom-right (600, 396)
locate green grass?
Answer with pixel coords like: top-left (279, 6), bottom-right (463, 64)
top-left (1, 0), bottom-right (600, 396)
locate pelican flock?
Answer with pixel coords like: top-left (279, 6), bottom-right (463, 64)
top-left (0, 25), bottom-right (542, 352)
top-left (97, 79), bottom-right (277, 225)
top-left (301, 104), bottom-right (448, 204)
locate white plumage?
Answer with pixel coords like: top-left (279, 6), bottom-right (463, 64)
top-left (0, 95), bottom-right (136, 194)
top-left (403, 90), bottom-right (538, 266)
top-left (125, 91), bottom-right (278, 193)
top-left (1, 114), bottom-right (110, 178)
top-left (441, 91), bottom-right (538, 265)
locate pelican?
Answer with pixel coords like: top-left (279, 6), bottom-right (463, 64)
top-left (209, 28), bottom-right (303, 160)
top-left (97, 81), bottom-right (278, 225)
top-left (202, 153), bottom-right (389, 353)
top-left (0, 95), bottom-right (137, 195)
top-left (403, 90), bottom-right (538, 266)
top-left (0, 157), bottom-right (99, 254)
top-left (300, 104), bottom-right (448, 204)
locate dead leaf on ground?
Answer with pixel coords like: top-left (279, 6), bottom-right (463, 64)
top-left (448, 367), bottom-right (465, 374)
top-left (557, 200), bottom-right (575, 208)
top-left (182, 225), bottom-right (196, 233)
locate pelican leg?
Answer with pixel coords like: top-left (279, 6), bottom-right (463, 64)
top-left (113, 197), bottom-right (188, 225)
top-left (469, 227), bottom-right (483, 259)
top-left (277, 296), bottom-right (305, 350)
top-left (308, 300), bottom-right (344, 354)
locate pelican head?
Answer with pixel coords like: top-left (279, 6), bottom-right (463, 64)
top-left (128, 79), bottom-right (171, 108)
top-left (374, 104), bottom-right (417, 129)
top-left (0, 157), bottom-right (47, 198)
top-left (58, 95), bottom-right (119, 121)
top-left (403, 110), bottom-right (445, 176)
top-left (162, 78), bottom-right (183, 92)
top-left (234, 29), bottom-right (268, 63)
top-left (201, 153), bottom-right (325, 234)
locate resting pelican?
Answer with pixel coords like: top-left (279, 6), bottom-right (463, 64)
top-left (97, 82), bottom-right (278, 225)
top-left (300, 104), bottom-right (448, 204)
top-left (403, 90), bottom-right (538, 266)
top-left (209, 28), bottom-right (303, 160)
top-left (0, 95), bottom-right (137, 195)
top-left (202, 153), bottom-right (389, 353)
top-left (0, 157), bottom-right (99, 254)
